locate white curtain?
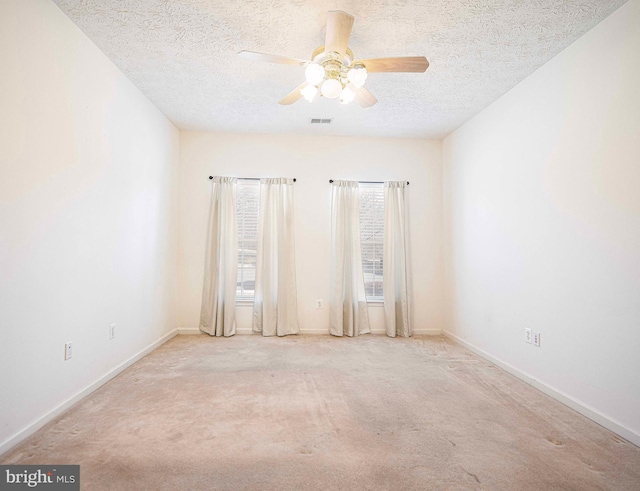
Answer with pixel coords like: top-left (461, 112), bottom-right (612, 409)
top-left (199, 177), bottom-right (238, 337)
top-left (384, 181), bottom-right (411, 337)
top-left (253, 178), bottom-right (299, 336)
top-left (330, 180), bottom-right (371, 337)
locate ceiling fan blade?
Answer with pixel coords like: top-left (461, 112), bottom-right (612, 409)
top-left (356, 56), bottom-right (429, 73)
top-left (354, 87), bottom-right (377, 108)
top-left (238, 50), bottom-right (306, 66)
top-left (279, 82), bottom-right (309, 105)
top-left (325, 10), bottom-right (354, 57)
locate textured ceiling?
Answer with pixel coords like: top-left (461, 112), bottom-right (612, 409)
top-left (52, 0), bottom-right (627, 139)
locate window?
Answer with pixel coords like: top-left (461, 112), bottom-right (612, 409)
top-left (359, 183), bottom-right (384, 301)
top-left (236, 179), bottom-right (260, 300)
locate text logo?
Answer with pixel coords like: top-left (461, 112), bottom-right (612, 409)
top-left (0, 466), bottom-right (79, 490)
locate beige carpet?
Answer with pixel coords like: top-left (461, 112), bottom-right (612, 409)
top-left (2, 334), bottom-right (640, 490)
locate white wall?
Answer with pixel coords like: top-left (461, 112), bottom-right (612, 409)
top-left (178, 132), bottom-right (443, 334)
top-left (0, 0), bottom-right (180, 451)
top-left (442, 0), bottom-right (640, 444)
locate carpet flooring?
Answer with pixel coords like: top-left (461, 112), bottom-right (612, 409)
top-left (2, 334), bottom-right (640, 490)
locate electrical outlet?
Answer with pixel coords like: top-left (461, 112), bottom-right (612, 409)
top-left (525, 328), bottom-right (532, 344)
top-left (64, 342), bottom-right (73, 360)
top-left (109, 323), bottom-right (116, 340)
top-left (533, 331), bottom-right (541, 347)
top-left (316, 299), bottom-right (323, 309)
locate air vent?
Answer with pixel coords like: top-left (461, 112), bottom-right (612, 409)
top-left (310, 118), bottom-right (333, 124)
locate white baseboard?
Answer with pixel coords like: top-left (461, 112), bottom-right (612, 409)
top-left (0, 329), bottom-right (179, 456)
top-left (443, 330), bottom-right (640, 448)
top-left (299, 328), bottom-right (330, 335)
top-left (412, 328), bottom-right (442, 336)
top-left (177, 327), bottom-right (203, 335)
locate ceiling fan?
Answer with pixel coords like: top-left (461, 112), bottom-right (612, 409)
top-left (238, 10), bottom-right (429, 108)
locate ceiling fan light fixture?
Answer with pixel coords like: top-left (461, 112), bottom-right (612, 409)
top-left (300, 84), bottom-right (318, 102)
top-left (321, 78), bottom-right (342, 99)
top-left (347, 65), bottom-right (367, 89)
top-left (304, 63), bottom-right (325, 86)
top-left (340, 85), bottom-right (355, 104)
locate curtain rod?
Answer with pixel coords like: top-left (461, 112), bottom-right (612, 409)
top-left (329, 180), bottom-right (409, 185)
top-left (209, 176), bottom-right (296, 182)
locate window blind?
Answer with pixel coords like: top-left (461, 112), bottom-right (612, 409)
top-left (236, 179), bottom-right (260, 300)
top-left (359, 183), bottom-right (384, 301)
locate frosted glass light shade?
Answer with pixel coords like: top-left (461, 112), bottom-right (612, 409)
top-left (304, 63), bottom-right (325, 85)
top-left (300, 84), bottom-right (318, 102)
top-left (321, 79), bottom-right (342, 99)
top-left (339, 85), bottom-right (355, 104)
top-left (347, 66), bottom-right (368, 89)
